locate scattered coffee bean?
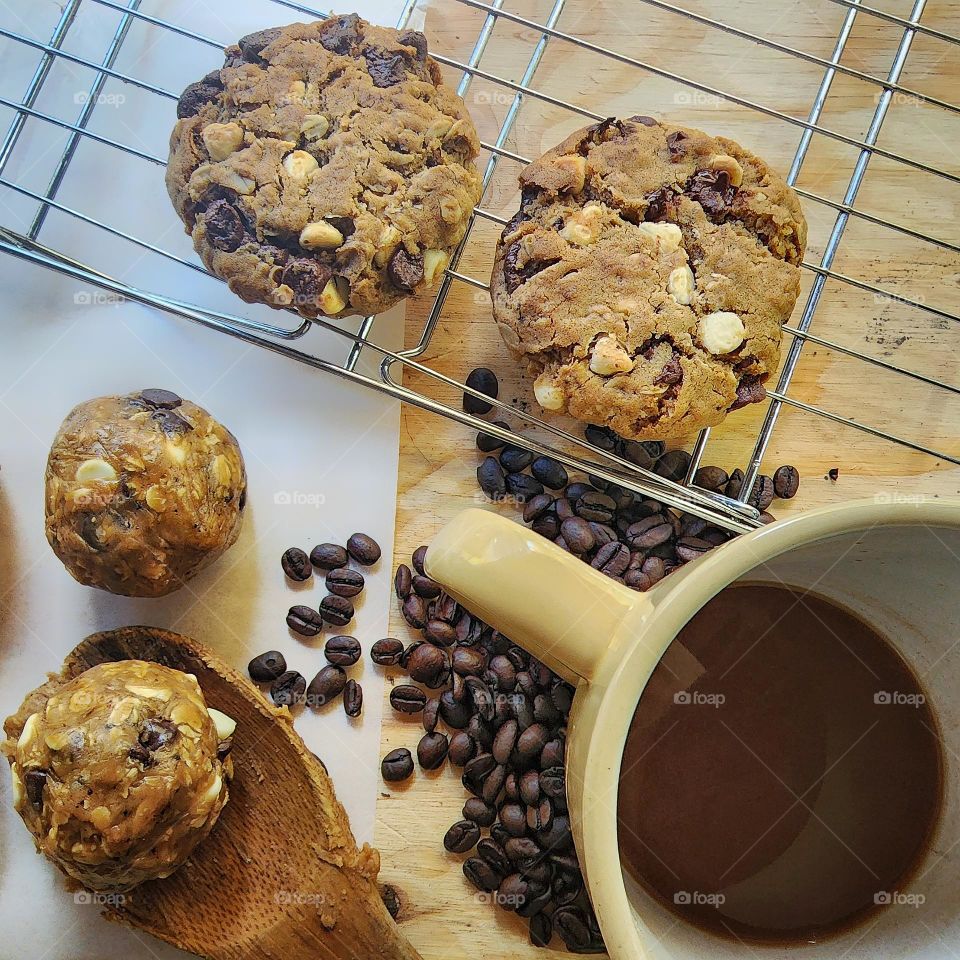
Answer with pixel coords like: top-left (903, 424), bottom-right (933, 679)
top-left (828, 466), bottom-right (840, 480)
top-left (463, 856), bottom-right (501, 892)
top-left (417, 732), bottom-right (449, 770)
top-left (412, 574), bottom-right (441, 598)
top-left (324, 635), bottom-right (361, 666)
top-left (477, 420), bottom-right (511, 452)
top-left (749, 474), bottom-right (776, 511)
top-left (440, 689), bottom-right (473, 728)
top-left (343, 679), bottom-right (362, 717)
top-left (306, 665), bottom-right (346, 707)
top-left (478, 456), bottom-right (507, 500)
top-left (394, 563), bottom-right (412, 599)
top-left (530, 456), bottom-right (568, 490)
top-left (530, 913), bottom-right (553, 947)
top-left (412, 545), bottom-right (428, 575)
top-left (407, 643), bottom-right (447, 685)
top-left (726, 468), bottom-right (745, 498)
top-left (655, 449), bottom-right (691, 481)
top-left (271, 670), bottom-right (306, 708)
top-left (448, 731), bottom-right (475, 766)
top-left (560, 517), bottom-right (594, 555)
top-left (402, 594), bottom-right (427, 629)
top-left (310, 542), bottom-right (348, 569)
top-left (500, 445), bottom-right (535, 473)
top-left (320, 594), bottom-right (354, 626)
top-left (326, 567), bottom-right (364, 598)
top-left (281, 547), bottom-right (312, 581)
top-left (444, 819), bottom-right (481, 853)
top-left (390, 684), bottom-right (428, 714)
top-left (774, 464), bottom-right (800, 498)
top-left (381, 747), bottom-right (414, 782)
top-left (287, 604), bottom-right (324, 637)
top-left (371, 637), bottom-right (405, 665)
top-left (463, 796), bottom-right (497, 827)
top-left (477, 837), bottom-right (512, 876)
top-left (463, 367), bottom-right (498, 414)
top-left (347, 532), bottom-right (381, 565)
top-left (505, 473), bottom-right (544, 503)
top-left (248, 650), bottom-right (286, 683)
top-left (422, 697), bottom-right (440, 733)
top-left (694, 465), bottom-right (729, 491)
top-left (425, 619), bottom-right (457, 646)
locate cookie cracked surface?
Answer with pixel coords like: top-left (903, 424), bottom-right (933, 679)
top-left (166, 14), bottom-right (483, 318)
top-left (490, 117), bottom-right (807, 440)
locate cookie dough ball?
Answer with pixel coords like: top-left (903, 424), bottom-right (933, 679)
top-left (5, 661), bottom-right (234, 891)
top-left (166, 14), bottom-right (483, 319)
top-left (490, 117), bottom-right (807, 440)
top-left (45, 390), bottom-right (246, 597)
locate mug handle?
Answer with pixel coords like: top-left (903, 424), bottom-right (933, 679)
top-left (426, 508), bottom-right (638, 684)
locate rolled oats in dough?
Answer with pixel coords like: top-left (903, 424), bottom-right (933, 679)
top-left (490, 117), bottom-right (807, 440)
top-left (3, 661), bottom-right (234, 892)
top-left (45, 389), bottom-right (246, 598)
top-left (166, 14), bottom-right (483, 319)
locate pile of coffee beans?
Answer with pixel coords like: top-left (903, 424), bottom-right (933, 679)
top-left (374, 544), bottom-right (601, 952)
top-left (247, 533), bottom-right (382, 717)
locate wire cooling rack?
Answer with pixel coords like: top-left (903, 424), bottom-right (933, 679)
top-left (1, 0), bottom-right (958, 533)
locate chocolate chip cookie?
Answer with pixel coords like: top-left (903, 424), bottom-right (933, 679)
top-left (490, 117), bottom-right (806, 440)
top-left (167, 15), bottom-right (483, 318)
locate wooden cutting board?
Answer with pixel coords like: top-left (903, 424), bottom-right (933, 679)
top-left (376, 0), bottom-right (960, 956)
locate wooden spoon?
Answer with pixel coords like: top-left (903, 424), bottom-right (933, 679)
top-left (3, 626), bottom-right (422, 960)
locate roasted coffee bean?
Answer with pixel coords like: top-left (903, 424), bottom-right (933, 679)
top-left (591, 541), bottom-right (630, 577)
top-left (680, 514), bottom-right (708, 539)
top-left (504, 771), bottom-right (520, 801)
top-left (417, 732), bottom-right (449, 770)
top-left (694, 465), bottom-right (729, 491)
top-left (463, 857), bottom-right (501, 892)
top-left (488, 655), bottom-right (517, 691)
top-left (306, 665), bottom-right (347, 707)
top-left (554, 907), bottom-right (592, 952)
top-left (565, 482), bottom-right (596, 503)
top-left (481, 763), bottom-right (508, 804)
top-left (326, 567), bottom-right (364, 597)
top-left (434, 593), bottom-right (459, 623)
top-left (448, 731), bottom-right (475, 766)
top-left (641, 556), bottom-right (666, 582)
top-left (324, 635), bottom-right (361, 666)
top-left (498, 873), bottom-right (530, 913)
top-left (760, 510), bottom-right (777, 524)
top-left (505, 473), bottom-right (544, 503)
top-left (310, 542), bottom-right (348, 569)
top-left (464, 677), bottom-right (495, 721)
top-left (584, 423), bottom-right (619, 451)
top-left (343, 679), bottom-right (362, 717)
top-left (620, 439), bottom-right (655, 469)
top-left (538, 814), bottom-right (572, 852)
top-left (421, 697), bottom-right (440, 733)
top-left (625, 567), bottom-right (653, 591)
top-left (271, 670), bottom-right (306, 708)
top-left (444, 819), bottom-right (480, 853)
top-left (477, 837), bottom-right (511, 876)
top-left (552, 683), bottom-right (573, 715)
top-left (402, 594), bottom-right (427, 629)
top-left (540, 737), bottom-right (565, 769)
top-left (281, 547), bottom-right (312, 581)
top-left (390, 684), bottom-right (427, 714)
top-left (655, 449), bottom-right (691, 481)
top-left (411, 574), bottom-right (441, 599)
top-left (451, 672), bottom-right (467, 703)
top-left (519, 768), bottom-right (541, 806)
top-left (425, 619), bottom-right (458, 646)
top-left (394, 563), bottom-right (412, 599)
top-left (676, 537), bottom-right (714, 562)
top-left (464, 367), bottom-right (498, 414)
top-left (749, 474), bottom-right (776, 511)
top-left (477, 420), bottom-right (511, 452)
top-left (531, 514), bottom-right (560, 540)
top-left (533, 693), bottom-right (561, 726)
top-left (319, 594), bottom-right (354, 626)
top-left (411, 545), bottom-right (428, 575)
top-left (248, 650), bottom-right (286, 682)
top-left (588, 522), bottom-right (617, 549)
top-left (726, 467), bottom-right (745, 498)
top-left (478, 456), bottom-right (507, 500)
top-left (540, 767), bottom-right (565, 799)
top-left (522, 493), bottom-right (554, 523)
top-left (774, 464), bottom-right (800, 499)
top-left (500, 802), bottom-right (528, 837)
top-left (527, 797), bottom-right (553, 832)
top-left (625, 515), bottom-right (673, 550)
top-left (287, 604), bottom-right (324, 637)
top-left (530, 456), bottom-right (568, 490)
top-left (452, 646), bottom-right (486, 677)
top-left (468, 714), bottom-right (493, 749)
top-left (505, 836), bottom-right (541, 866)
top-left (500, 445), bottom-right (535, 473)
top-left (530, 912), bottom-right (553, 947)
top-left (463, 751), bottom-right (497, 783)
top-left (347, 532), bottom-right (381, 565)
top-left (493, 718), bottom-right (519, 764)
top-left (381, 747), bottom-right (414, 782)
top-left (407, 643), bottom-right (446, 684)
top-left (463, 796), bottom-right (497, 827)
top-left (575, 492), bottom-right (616, 524)
top-left (371, 637), bottom-right (404, 665)
top-left (560, 517), bottom-right (595, 555)
top-left (439, 689), bottom-right (472, 728)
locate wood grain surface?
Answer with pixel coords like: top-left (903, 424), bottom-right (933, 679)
top-left (376, 1), bottom-right (960, 956)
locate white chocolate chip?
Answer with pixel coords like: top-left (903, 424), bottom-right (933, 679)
top-left (145, 485), bottom-right (166, 512)
top-left (300, 114), bottom-right (329, 140)
top-left (553, 154), bottom-right (587, 193)
top-left (318, 276), bottom-right (350, 315)
top-left (75, 458), bottom-right (116, 483)
top-left (667, 265), bottom-right (696, 305)
top-left (283, 150), bottom-right (319, 179)
top-left (423, 249), bottom-right (449, 285)
top-left (125, 684), bottom-right (172, 702)
top-left (373, 225), bottom-right (401, 267)
top-left (220, 170), bottom-right (255, 195)
top-left (589, 335), bottom-right (633, 376)
top-left (299, 221), bottom-right (344, 250)
top-left (212, 454), bottom-right (232, 487)
top-left (426, 117), bottom-right (454, 140)
top-left (202, 772), bottom-right (223, 807)
top-left (698, 311), bottom-right (745, 354)
top-left (638, 222), bottom-right (683, 251)
top-left (208, 708), bottom-right (236, 741)
top-left (438, 196), bottom-right (461, 225)
top-left (44, 729), bottom-right (75, 751)
top-left (202, 121), bottom-right (244, 162)
top-left (287, 79), bottom-right (306, 101)
top-left (560, 222), bottom-right (595, 246)
top-left (10, 763), bottom-right (24, 809)
top-left (273, 283), bottom-right (295, 306)
top-left (533, 373), bottom-right (565, 411)
top-left (17, 712), bottom-right (40, 752)
top-left (709, 153), bottom-right (744, 187)
top-left (166, 442), bottom-right (186, 464)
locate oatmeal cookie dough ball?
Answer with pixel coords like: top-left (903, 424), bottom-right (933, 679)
top-left (5, 661), bottom-right (234, 892)
top-left (45, 389), bottom-right (246, 597)
top-left (166, 14), bottom-right (483, 318)
top-left (490, 117), bottom-right (807, 440)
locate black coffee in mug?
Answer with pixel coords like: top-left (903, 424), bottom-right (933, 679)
top-left (618, 583), bottom-right (943, 945)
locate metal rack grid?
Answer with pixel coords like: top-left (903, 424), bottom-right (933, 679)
top-left (0, 0), bottom-right (957, 533)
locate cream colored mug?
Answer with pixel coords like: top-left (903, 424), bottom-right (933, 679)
top-left (426, 500), bottom-right (960, 959)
